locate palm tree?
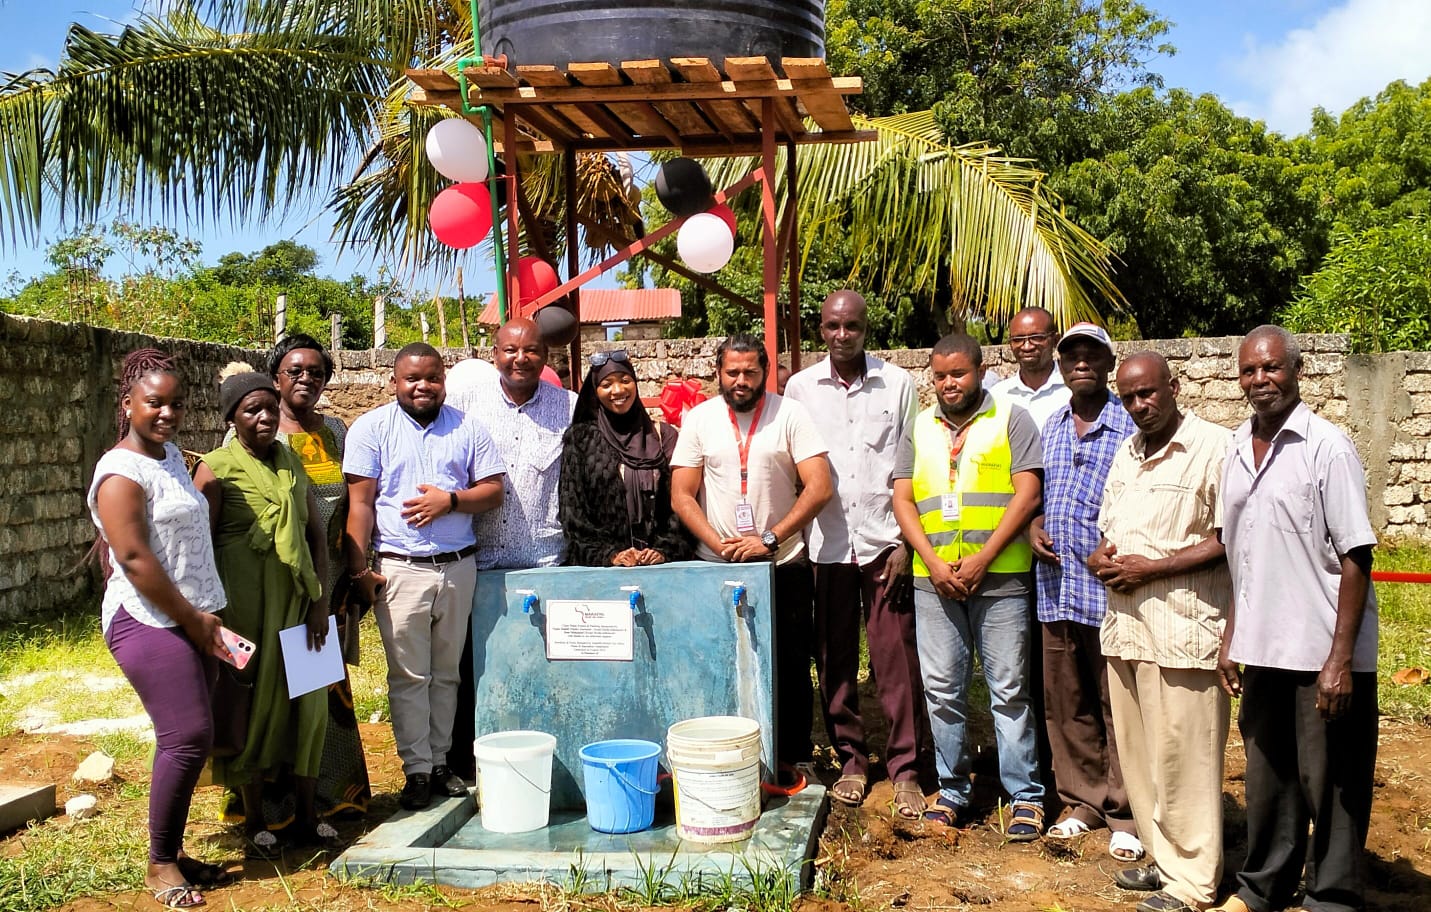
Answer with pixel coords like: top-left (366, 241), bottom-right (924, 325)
top-left (0, 0), bottom-right (1122, 330)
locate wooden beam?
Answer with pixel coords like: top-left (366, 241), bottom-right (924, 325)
top-left (556, 130), bottom-right (877, 156)
top-left (566, 62), bottom-right (682, 143)
top-left (782, 59), bottom-right (856, 132)
top-left (670, 57), bottom-right (759, 135)
top-left (621, 59), bottom-right (717, 137)
top-left (407, 68), bottom-right (459, 92)
top-left (469, 75), bottom-right (864, 105)
top-left (564, 149), bottom-right (582, 389)
top-left (761, 97), bottom-right (780, 386)
top-left (785, 140), bottom-right (802, 369)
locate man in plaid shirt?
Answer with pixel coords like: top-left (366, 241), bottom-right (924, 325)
top-left (1029, 324), bottom-right (1141, 859)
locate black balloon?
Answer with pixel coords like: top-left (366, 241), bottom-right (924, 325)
top-left (534, 304), bottom-right (579, 347)
top-left (655, 157), bottom-right (714, 218)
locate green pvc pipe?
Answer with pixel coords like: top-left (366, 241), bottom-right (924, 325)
top-left (455, 0), bottom-right (508, 321)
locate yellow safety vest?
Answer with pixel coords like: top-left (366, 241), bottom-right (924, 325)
top-left (909, 400), bottom-right (1032, 577)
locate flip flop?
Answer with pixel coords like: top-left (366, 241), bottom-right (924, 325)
top-left (152, 883), bottom-right (204, 909)
top-left (1109, 830), bottom-right (1147, 861)
top-left (830, 774), bottom-right (867, 807)
top-left (176, 857), bottom-right (233, 888)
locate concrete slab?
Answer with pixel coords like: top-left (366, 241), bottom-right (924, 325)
top-left (330, 786), bottom-right (827, 893)
top-left (0, 783), bottom-right (56, 832)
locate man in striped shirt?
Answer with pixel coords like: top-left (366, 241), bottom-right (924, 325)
top-left (1092, 352), bottom-right (1232, 912)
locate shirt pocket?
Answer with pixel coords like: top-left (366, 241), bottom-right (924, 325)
top-left (1267, 479), bottom-right (1315, 533)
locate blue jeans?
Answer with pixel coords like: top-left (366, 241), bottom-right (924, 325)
top-left (913, 588), bottom-right (1043, 807)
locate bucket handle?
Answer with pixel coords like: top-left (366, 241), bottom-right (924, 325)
top-left (600, 761), bottom-right (659, 796)
top-left (493, 755), bottom-right (552, 794)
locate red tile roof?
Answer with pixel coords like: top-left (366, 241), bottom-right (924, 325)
top-left (476, 288), bottom-right (681, 325)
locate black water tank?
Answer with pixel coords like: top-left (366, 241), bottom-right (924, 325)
top-left (477, 0), bottom-right (825, 72)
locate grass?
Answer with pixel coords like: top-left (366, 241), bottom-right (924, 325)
top-left (1374, 541), bottom-right (1431, 721)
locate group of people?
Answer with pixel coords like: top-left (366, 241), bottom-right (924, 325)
top-left (88, 297), bottom-right (1378, 912)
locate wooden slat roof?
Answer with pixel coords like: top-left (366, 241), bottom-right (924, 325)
top-left (407, 56), bottom-right (872, 156)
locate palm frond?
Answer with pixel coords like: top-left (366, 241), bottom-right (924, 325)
top-left (705, 110), bottom-right (1125, 326)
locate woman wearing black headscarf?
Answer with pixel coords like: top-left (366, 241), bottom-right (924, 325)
top-left (559, 350), bottom-right (691, 566)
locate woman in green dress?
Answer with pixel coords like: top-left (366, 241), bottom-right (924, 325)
top-left (266, 334), bottom-right (371, 817)
top-left (195, 369), bottom-right (331, 856)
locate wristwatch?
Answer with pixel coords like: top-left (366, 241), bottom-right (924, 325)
top-left (760, 530), bottom-right (779, 552)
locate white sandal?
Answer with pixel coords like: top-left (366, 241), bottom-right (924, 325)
top-left (1046, 817), bottom-right (1092, 839)
top-left (1109, 830), bottom-right (1146, 861)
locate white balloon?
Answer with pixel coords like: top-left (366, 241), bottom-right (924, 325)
top-left (426, 118), bottom-right (491, 184)
top-left (677, 212), bottom-right (736, 273)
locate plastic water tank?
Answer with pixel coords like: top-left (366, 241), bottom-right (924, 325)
top-left (477, 0), bottom-right (825, 72)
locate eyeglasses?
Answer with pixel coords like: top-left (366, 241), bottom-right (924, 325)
top-left (589, 349), bottom-right (630, 367)
top-left (1009, 333), bottom-right (1056, 347)
top-left (280, 367), bottom-right (326, 380)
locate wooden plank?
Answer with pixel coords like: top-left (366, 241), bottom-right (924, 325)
top-left (408, 88), bottom-right (461, 108)
top-left (670, 57), bottom-right (758, 136)
top-left (723, 56), bottom-right (779, 82)
top-left (514, 65), bottom-right (570, 87)
top-left (782, 59), bottom-right (855, 132)
top-left (561, 129), bottom-right (877, 156)
top-left (407, 68), bottom-right (459, 92)
top-left (621, 59), bottom-right (716, 137)
top-left (510, 66), bottom-right (605, 139)
top-left (567, 63), bottom-right (681, 143)
top-left (463, 64), bottom-right (520, 88)
top-left (468, 76), bottom-right (862, 105)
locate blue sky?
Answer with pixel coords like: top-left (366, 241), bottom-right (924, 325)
top-left (2, 0), bottom-right (1429, 290)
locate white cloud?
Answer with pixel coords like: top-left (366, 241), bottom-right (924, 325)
top-left (1230, 0), bottom-right (1431, 135)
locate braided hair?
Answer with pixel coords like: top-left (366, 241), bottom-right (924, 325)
top-left (114, 348), bottom-right (178, 444)
top-left (89, 348), bottom-right (180, 575)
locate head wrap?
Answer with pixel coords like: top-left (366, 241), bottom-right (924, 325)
top-left (573, 355), bottom-right (675, 526)
top-left (219, 371), bottom-right (277, 422)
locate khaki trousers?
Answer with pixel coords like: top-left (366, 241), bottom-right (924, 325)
top-left (372, 554), bottom-right (476, 775)
top-left (1107, 657), bottom-right (1230, 909)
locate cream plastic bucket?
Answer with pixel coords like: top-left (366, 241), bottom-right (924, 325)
top-left (665, 715), bottom-right (763, 843)
top-left (473, 730), bottom-right (556, 833)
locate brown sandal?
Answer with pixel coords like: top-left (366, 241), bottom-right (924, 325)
top-left (830, 773), bottom-right (867, 806)
top-left (892, 781), bottom-right (926, 820)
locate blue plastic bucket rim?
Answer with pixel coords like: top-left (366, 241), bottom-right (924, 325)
top-left (579, 739), bottom-right (661, 764)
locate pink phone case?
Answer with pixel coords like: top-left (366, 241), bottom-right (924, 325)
top-left (219, 626), bottom-right (256, 670)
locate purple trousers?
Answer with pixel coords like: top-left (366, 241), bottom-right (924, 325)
top-left (813, 549), bottom-right (928, 783)
top-left (106, 606), bottom-right (216, 864)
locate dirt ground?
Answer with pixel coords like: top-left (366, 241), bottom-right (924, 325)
top-left (5, 688), bottom-right (1430, 912)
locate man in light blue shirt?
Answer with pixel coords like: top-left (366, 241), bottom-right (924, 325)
top-left (344, 342), bottom-right (505, 810)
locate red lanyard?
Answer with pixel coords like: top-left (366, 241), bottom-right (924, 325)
top-left (727, 395), bottom-right (767, 498)
top-left (939, 416), bottom-right (973, 486)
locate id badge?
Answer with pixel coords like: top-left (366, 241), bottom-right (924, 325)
top-left (940, 492), bottom-right (961, 523)
top-left (734, 500), bottom-right (757, 534)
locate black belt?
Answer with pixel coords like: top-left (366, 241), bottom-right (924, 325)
top-left (376, 544), bottom-right (477, 566)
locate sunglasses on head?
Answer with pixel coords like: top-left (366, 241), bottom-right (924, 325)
top-left (589, 349), bottom-right (630, 367)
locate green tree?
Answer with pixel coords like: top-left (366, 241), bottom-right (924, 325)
top-left (1280, 217), bottom-right (1431, 353)
top-left (1053, 89), bottom-right (1324, 338)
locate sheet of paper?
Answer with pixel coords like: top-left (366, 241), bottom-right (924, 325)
top-left (545, 599), bottom-right (634, 661)
top-left (279, 615), bottom-right (344, 698)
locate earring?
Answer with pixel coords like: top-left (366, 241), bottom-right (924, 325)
top-left (125, 409), bottom-right (132, 419)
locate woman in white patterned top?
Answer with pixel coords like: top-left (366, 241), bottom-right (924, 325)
top-left (87, 349), bottom-right (230, 908)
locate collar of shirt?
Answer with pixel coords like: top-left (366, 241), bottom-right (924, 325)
top-left (819, 353), bottom-right (877, 391)
top-left (1132, 408), bottom-right (1205, 463)
top-left (499, 378), bottom-right (554, 411)
top-left (1232, 401), bottom-right (1312, 473)
top-left (1049, 391), bottom-right (1122, 438)
top-left (1006, 366), bottom-right (1066, 397)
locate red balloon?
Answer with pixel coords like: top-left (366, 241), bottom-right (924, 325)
top-left (708, 202), bottom-right (737, 236)
top-left (429, 184), bottom-right (493, 249)
top-left (516, 256), bottom-right (560, 305)
top-left (540, 365), bottom-right (563, 387)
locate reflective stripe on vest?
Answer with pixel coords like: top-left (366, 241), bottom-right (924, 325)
top-left (909, 401), bottom-right (1032, 577)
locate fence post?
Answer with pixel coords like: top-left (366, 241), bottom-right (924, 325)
top-left (274, 292), bottom-right (287, 342)
top-left (374, 295), bottom-right (387, 349)
top-left (330, 312), bottom-right (342, 353)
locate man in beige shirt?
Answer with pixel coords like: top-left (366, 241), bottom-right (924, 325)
top-left (1091, 352), bottom-right (1232, 912)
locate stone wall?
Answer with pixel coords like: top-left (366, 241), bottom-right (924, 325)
top-left (0, 314), bottom-right (263, 623)
top-left (0, 312), bottom-right (1426, 623)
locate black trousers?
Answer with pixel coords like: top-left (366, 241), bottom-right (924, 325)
top-left (1234, 666), bottom-right (1377, 912)
top-left (773, 561), bottom-right (816, 767)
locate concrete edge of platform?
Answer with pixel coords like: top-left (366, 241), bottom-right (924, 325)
top-left (330, 787), bottom-right (829, 894)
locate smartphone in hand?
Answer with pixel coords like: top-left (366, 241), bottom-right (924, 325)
top-left (219, 626), bottom-right (256, 670)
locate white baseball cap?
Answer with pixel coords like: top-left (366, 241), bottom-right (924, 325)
top-left (1056, 322), bottom-right (1115, 358)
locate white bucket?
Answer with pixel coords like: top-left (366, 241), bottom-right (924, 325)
top-left (666, 715), bottom-right (763, 844)
top-left (473, 730), bottom-right (556, 833)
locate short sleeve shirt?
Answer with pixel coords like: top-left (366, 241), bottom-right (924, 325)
top-left (783, 355), bottom-right (917, 565)
top-left (1036, 393), bottom-right (1137, 625)
top-left (87, 443), bottom-right (227, 633)
top-left (450, 379), bottom-right (578, 569)
top-left (990, 369), bottom-right (1071, 432)
top-left (342, 401), bottom-right (506, 556)
top-left (1099, 412), bottom-right (1232, 669)
top-left (670, 392), bottom-right (828, 565)
top-left (1220, 403), bottom-right (1378, 672)
top-left (893, 392), bottom-right (1043, 597)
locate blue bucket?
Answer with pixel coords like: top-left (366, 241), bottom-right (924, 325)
top-left (579, 739), bottom-right (661, 833)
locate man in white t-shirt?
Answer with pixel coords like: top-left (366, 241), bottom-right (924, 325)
top-left (670, 333), bottom-right (833, 774)
top-left (989, 306), bottom-right (1070, 432)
